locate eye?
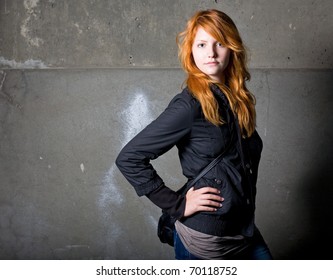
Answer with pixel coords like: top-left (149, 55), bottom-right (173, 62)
top-left (216, 42), bottom-right (224, 47)
top-left (197, 43), bottom-right (205, 48)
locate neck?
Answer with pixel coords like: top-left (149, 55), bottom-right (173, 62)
top-left (210, 74), bottom-right (226, 85)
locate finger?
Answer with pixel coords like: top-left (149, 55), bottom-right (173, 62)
top-left (187, 187), bottom-right (195, 193)
top-left (197, 205), bottom-right (219, 212)
top-left (195, 196), bottom-right (222, 207)
top-left (197, 187), bottom-right (221, 194)
top-left (201, 199), bottom-right (223, 208)
top-left (200, 193), bottom-right (224, 202)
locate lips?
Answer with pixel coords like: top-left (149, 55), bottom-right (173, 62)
top-left (205, 61), bottom-right (219, 65)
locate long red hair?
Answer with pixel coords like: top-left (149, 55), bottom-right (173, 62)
top-left (177, 9), bottom-right (256, 137)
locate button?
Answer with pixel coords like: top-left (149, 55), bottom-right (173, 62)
top-left (245, 163), bottom-right (251, 169)
top-left (215, 178), bottom-right (222, 184)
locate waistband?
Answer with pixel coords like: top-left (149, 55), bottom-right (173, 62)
top-left (181, 213), bottom-right (254, 237)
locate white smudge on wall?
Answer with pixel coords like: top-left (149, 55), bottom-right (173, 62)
top-left (0, 57), bottom-right (48, 69)
top-left (98, 91), bottom-right (154, 248)
top-left (289, 23), bottom-right (296, 31)
top-left (120, 93), bottom-right (154, 145)
top-left (24, 0), bottom-right (39, 9)
top-left (100, 165), bottom-right (123, 206)
top-left (80, 163), bottom-right (85, 173)
top-left (73, 23), bottom-right (83, 35)
top-left (21, 0), bottom-right (44, 47)
top-left (99, 92), bottom-right (153, 207)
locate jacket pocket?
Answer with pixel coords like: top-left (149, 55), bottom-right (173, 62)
top-left (193, 161), bottom-right (246, 216)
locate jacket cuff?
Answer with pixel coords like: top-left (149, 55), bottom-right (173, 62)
top-left (146, 184), bottom-right (186, 220)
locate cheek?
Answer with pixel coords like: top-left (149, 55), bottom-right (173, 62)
top-left (218, 50), bottom-right (230, 68)
top-left (224, 50), bottom-right (231, 63)
top-left (192, 50), bottom-right (203, 68)
top-left (191, 49), bottom-right (198, 63)
top-left (224, 52), bottom-right (230, 66)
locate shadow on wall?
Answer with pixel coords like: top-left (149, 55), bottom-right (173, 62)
top-left (283, 72), bottom-right (333, 260)
top-left (289, 149), bottom-right (333, 259)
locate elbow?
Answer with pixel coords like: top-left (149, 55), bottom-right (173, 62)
top-left (115, 153), bottom-right (123, 170)
top-left (115, 150), bottom-right (125, 172)
top-left (115, 147), bottom-right (134, 175)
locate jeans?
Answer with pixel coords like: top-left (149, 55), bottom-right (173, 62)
top-left (174, 229), bottom-right (273, 260)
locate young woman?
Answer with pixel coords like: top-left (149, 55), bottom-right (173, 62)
top-left (116, 9), bottom-right (272, 260)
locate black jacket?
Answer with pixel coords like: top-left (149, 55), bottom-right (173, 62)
top-left (116, 84), bottom-right (263, 237)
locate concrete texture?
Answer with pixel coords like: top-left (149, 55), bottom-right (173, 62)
top-left (0, 0), bottom-right (333, 260)
top-left (1, 68), bottom-right (332, 259)
top-left (0, 0), bottom-right (332, 69)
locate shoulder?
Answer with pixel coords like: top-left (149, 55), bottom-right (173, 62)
top-left (168, 87), bottom-right (200, 113)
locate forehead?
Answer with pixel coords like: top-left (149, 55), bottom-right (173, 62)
top-left (194, 27), bottom-right (216, 41)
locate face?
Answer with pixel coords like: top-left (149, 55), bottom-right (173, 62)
top-left (191, 27), bottom-right (230, 83)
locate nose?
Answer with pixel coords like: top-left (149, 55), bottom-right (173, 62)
top-left (207, 45), bottom-right (217, 58)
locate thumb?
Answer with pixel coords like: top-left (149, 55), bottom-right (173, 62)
top-left (186, 187), bottom-right (194, 194)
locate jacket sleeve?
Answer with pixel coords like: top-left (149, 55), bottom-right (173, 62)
top-left (115, 93), bottom-right (194, 214)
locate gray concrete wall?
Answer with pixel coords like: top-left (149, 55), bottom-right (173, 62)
top-left (0, 0), bottom-right (332, 259)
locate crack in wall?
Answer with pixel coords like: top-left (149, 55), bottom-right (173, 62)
top-left (0, 71), bottom-right (23, 110)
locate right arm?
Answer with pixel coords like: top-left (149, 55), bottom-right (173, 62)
top-left (116, 94), bottom-right (223, 218)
